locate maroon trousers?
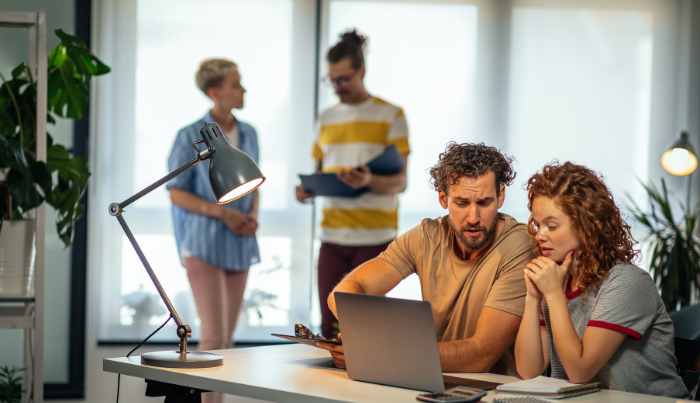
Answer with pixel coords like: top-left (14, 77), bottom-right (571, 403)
top-left (317, 241), bottom-right (392, 338)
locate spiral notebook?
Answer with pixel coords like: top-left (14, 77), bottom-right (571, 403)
top-left (494, 376), bottom-right (601, 399)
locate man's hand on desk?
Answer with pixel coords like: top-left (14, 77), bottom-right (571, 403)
top-left (317, 333), bottom-right (346, 369)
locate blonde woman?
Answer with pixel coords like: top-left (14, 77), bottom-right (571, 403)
top-left (166, 58), bottom-right (259, 403)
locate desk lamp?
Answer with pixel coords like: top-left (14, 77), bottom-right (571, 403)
top-left (109, 122), bottom-right (265, 368)
top-left (661, 131), bottom-right (697, 210)
top-left (661, 131), bottom-right (697, 176)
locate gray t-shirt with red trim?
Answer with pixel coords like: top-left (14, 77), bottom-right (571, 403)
top-left (540, 262), bottom-right (688, 398)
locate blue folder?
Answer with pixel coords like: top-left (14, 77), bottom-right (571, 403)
top-left (299, 145), bottom-right (405, 197)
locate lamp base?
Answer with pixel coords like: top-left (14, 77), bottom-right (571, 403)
top-left (141, 351), bottom-right (224, 368)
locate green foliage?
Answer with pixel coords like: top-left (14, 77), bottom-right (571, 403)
top-left (627, 178), bottom-right (700, 311)
top-left (0, 366), bottom-right (24, 403)
top-left (0, 29), bottom-right (109, 247)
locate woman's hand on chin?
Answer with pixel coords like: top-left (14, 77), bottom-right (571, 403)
top-left (525, 251), bottom-right (574, 298)
top-left (524, 269), bottom-right (544, 301)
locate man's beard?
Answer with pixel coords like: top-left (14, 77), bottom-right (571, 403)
top-left (448, 215), bottom-right (498, 252)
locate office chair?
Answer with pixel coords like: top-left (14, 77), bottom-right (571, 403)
top-left (675, 337), bottom-right (700, 400)
top-left (670, 304), bottom-right (700, 341)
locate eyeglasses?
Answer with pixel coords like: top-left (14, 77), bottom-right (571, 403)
top-left (322, 69), bottom-right (360, 87)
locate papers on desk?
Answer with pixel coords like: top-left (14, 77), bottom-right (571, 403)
top-left (494, 376), bottom-right (601, 399)
top-left (299, 145), bottom-right (404, 197)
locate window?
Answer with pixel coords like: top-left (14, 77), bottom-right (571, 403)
top-left (503, 3), bottom-right (653, 223)
top-left (95, 0), bottom-right (317, 342)
top-left (93, 0), bottom-right (679, 342)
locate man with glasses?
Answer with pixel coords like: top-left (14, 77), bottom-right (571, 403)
top-left (295, 29), bottom-right (410, 339)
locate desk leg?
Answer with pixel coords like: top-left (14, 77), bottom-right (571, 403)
top-left (144, 379), bottom-right (210, 403)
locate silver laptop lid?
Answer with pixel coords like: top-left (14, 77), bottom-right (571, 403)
top-left (335, 292), bottom-right (445, 393)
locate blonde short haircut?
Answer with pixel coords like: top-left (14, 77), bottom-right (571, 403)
top-left (195, 58), bottom-right (238, 95)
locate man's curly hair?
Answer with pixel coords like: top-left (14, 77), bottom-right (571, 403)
top-left (429, 142), bottom-right (515, 194)
top-left (526, 161), bottom-right (639, 299)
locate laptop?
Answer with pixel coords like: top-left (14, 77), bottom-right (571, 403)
top-left (335, 292), bottom-right (502, 393)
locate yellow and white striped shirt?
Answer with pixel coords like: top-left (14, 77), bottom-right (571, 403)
top-left (312, 97), bottom-right (410, 246)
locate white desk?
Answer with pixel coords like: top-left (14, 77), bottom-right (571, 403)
top-left (104, 344), bottom-right (693, 403)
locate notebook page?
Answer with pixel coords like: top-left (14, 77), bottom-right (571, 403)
top-left (496, 376), bottom-right (585, 393)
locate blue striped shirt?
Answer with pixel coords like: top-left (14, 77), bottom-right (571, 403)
top-left (166, 112), bottom-right (260, 271)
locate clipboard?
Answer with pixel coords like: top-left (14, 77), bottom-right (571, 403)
top-left (299, 144), bottom-right (404, 197)
top-left (271, 333), bottom-right (342, 349)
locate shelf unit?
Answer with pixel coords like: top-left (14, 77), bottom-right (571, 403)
top-left (0, 10), bottom-right (47, 403)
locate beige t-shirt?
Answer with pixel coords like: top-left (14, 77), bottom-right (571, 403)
top-left (378, 213), bottom-right (535, 376)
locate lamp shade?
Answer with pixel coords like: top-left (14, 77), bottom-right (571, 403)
top-left (200, 123), bottom-right (265, 203)
top-left (661, 131), bottom-right (698, 176)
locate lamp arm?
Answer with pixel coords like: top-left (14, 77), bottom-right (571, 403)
top-left (115, 213), bottom-right (184, 327)
top-left (107, 142), bottom-right (213, 348)
top-left (120, 154), bottom-right (204, 209)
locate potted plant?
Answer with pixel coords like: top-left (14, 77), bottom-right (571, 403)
top-left (0, 366), bottom-right (23, 403)
top-left (0, 29), bottom-right (109, 296)
top-left (627, 178), bottom-right (700, 311)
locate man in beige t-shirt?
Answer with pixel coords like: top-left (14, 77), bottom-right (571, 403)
top-left (319, 142), bottom-right (535, 376)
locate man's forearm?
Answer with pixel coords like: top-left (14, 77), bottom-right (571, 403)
top-left (436, 306), bottom-right (521, 373)
top-left (437, 338), bottom-right (502, 373)
top-left (366, 170), bottom-right (406, 194)
top-left (326, 258), bottom-right (406, 324)
top-left (327, 280), bottom-right (365, 319)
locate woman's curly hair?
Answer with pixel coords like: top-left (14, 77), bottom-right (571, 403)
top-left (429, 142), bottom-right (515, 194)
top-left (526, 161), bottom-right (638, 297)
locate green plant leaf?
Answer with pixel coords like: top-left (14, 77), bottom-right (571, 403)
top-left (30, 161), bottom-right (52, 198)
top-left (49, 59), bottom-right (88, 119)
top-left (6, 168), bottom-right (43, 213)
top-left (46, 144), bottom-right (69, 172)
top-left (77, 52), bottom-right (111, 76)
top-left (65, 156), bottom-right (90, 187)
top-left (0, 72), bottom-right (26, 147)
top-left (626, 178), bottom-right (700, 311)
top-left (0, 135), bottom-right (29, 171)
top-left (0, 366), bottom-right (25, 403)
top-left (46, 29), bottom-right (109, 121)
top-left (0, 28), bottom-right (108, 247)
top-left (78, 53), bottom-right (99, 75)
top-left (11, 63), bottom-right (25, 79)
top-left (49, 44), bottom-right (69, 69)
top-left (54, 28), bottom-right (86, 47)
top-left (58, 225), bottom-right (73, 247)
top-left (55, 183), bottom-right (79, 212)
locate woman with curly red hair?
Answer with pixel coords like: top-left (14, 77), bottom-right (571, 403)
top-left (514, 162), bottom-right (688, 398)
